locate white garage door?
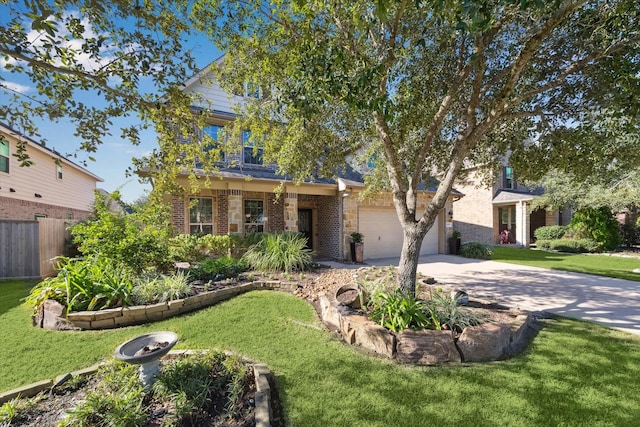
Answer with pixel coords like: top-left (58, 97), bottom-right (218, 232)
top-left (358, 209), bottom-right (439, 260)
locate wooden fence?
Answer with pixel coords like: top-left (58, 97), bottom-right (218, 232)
top-left (0, 218), bottom-right (75, 279)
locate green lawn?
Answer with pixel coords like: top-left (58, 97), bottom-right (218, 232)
top-left (492, 246), bottom-right (640, 281)
top-left (2, 280), bottom-right (640, 426)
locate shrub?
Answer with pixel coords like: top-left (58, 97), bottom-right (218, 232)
top-left (535, 239), bottom-right (552, 250)
top-left (71, 191), bottom-right (172, 272)
top-left (460, 241), bottom-right (493, 259)
top-left (130, 271), bottom-right (194, 305)
top-left (568, 207), bottom-right (621, 251)
top-left (548, 238), bottom-right (600, 253)
top-left (26, 256), bottom-right (134, 313)
top-left (427, 290), bottom-right (481, 332)
top-left (620, 222), bottom-right (640, 248)
top-left (534, 225), bottom-right (567, 241)
top-left (367, 289), bottom-right (432, 332)
top-left (242, 232), bottom-right (313, 272)
top-left (191, 256), bottom-right (248, 281)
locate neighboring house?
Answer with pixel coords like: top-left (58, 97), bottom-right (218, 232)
top-left (0, 123), bottom-right (103, 221)
top-left (150, 58), bottom-right (458, 261)
top-left (453, 164), bottom-right (570, 247)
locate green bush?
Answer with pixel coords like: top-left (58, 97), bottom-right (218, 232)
top-left (427, 290), bottom-right (481, 332)
top-left (548, 238), bottom-right (600, 253)
top-left (535, 239), bottom-right (552, 250)
top-left (568, 207), bottom-right (621, 251)
top-left (620, 222), bottom-right (640, 248)
top-left (71, 191), bottom-right (172, 272)
top-left (534, 225), bottom-right (567, 241)
top-left (26, 256), bottom-right (134, 313)
top-left (130, 271), bottom-right (194, 305)
top-left (368, 289), bottom-right (432, 332)
top-left (191, 256), bottom-right (248, 281)
top-left (242, 232), bottom-right (313, 272)
top-left (460, 241), bottom-right (493, 259)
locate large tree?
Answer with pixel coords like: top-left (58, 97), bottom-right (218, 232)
top-left (194, 0), bottom-right (640, 294)
top-left (3, 1), bottom-right (639, 295)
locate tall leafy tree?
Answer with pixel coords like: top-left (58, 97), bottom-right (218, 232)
top-left (3, 1), bottom-right (639, 295)
top-left (194, 0), bottom-right (640, 294)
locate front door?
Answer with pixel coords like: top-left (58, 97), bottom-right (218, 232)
top-left (298, 209), bottom-right (313, 250)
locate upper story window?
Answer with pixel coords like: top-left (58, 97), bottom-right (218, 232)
top-left (56, 164), bottom-right (63, 180)
top-left (189, 197), bottom-right (213, 235)
top-left (0, 138), bottom-right (9, 173)
top-left (203, 124), bottom-right (225, 161)
top-left (245, 82), bottom-right (261, 99)
top-left (503, 166), bottom-right (515, 189)
top-left (242, 130), bottom-right (263, 165)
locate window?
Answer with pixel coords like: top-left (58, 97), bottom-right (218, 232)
top-left (0, 137), bottom-right (9, 173)
top-left (35, 214), bottom-right (47, 220)
top-left (242, 130), bottom-right (263, 165)
top-left (56, 164), bottom-right (63, 180)
top-left (189, 197), bottom-right (213, 234)
top-left (503, 166), bottom-right (515, 189)
top-left (244, 200), bottom-right (264, 234)
top-left (246, 81), bottom-right (260, 99)
top-left (203, 124), bottom-right (225, 161)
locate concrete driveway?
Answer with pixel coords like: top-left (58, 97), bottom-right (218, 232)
top-left (334, 254), bottom-right (640, 336)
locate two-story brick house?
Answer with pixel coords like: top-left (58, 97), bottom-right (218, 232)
top-left (0, 123), bottom-right (103, 221)
top-left (452, 164), bottom-right (570, 247)
top-left (156, 58), bottom-right (457, 261)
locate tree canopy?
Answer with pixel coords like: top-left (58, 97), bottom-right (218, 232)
top-left (197, 0), bottom-right (640, 293)
top-left (2, 0), bottom-right (639, 293)
top-left (0, 0), bottom-right (207, 178)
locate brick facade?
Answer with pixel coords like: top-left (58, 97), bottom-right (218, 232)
top-left (171, 196), bottom-right (186, 235)
top-left (266, 193), bottom-right (285, 232)
top-left (0, 196), bottom-right (91, 221)
top-left (217, 190), bottom-right (229, 234)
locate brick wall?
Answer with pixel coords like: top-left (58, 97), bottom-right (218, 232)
top-left (452, 171), bottom-right (495, 245)
top-left (217, 190), bottom-right (229, 234)
top-left (171, 197), bottom-right (186, 235)
top-left (267, 193), bottom-right (285, 232)
top-left (0, 196), bottom-right (91, 221)
top-left (317, 195), bottom-right (340, 259)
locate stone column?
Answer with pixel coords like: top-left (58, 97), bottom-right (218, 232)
top-left (284, 192), bottom-right (298, 231)
top-left (228, 189), bottom-right (243, 234)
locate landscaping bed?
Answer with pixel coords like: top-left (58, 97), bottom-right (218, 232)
top-left (1, 351), bottom-right (280, 427)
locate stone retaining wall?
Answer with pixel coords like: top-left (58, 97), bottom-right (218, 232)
top-left (319, 294), bottom-right (541, 365)
top-left (36, 281), bottom-right (298, 331)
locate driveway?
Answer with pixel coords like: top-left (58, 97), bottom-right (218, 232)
top-left (331, 254), bottom-right (640, 336)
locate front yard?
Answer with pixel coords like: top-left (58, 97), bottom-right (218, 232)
top-left (2, 279), bottom-right (640, 426)
top-left (492, 246), bottom-right (640, 281)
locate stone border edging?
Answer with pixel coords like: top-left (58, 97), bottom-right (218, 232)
top-left (319, 294), bottom-right (544, 364)
top-left (0, 350), bottom-right (275, 427)
top-left (37, 281), bottom-right (298, 330)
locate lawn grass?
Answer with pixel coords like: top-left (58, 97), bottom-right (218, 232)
top-left (492, 246), bottom-right (640, 281)
top-left (2, 279), bottom-right (640, 425)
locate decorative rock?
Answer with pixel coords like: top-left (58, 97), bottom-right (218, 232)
top-left (341, 314), bottom-right (396, 358)
top-left (37, 300), bottom-right (75, 330)
top-left (396, 329), bottom-right (460, 365)
top-left (457, 323), bottom-right (511, 362)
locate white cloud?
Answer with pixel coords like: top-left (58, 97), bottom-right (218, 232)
top-left (0, 80), bottom-right (33, 94)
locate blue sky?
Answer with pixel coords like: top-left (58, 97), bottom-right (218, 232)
top-left (0, 9), bottom-right (221, 202)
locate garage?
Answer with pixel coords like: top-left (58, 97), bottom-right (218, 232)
top-left (358, 208), bottom-right (440, 260)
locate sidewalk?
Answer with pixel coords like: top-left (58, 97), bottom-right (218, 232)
top-left (324, 254), bottom-right (640, 336)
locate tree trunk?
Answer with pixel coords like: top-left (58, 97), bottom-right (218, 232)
top-left (397, 225), bottom-right (427, 296)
